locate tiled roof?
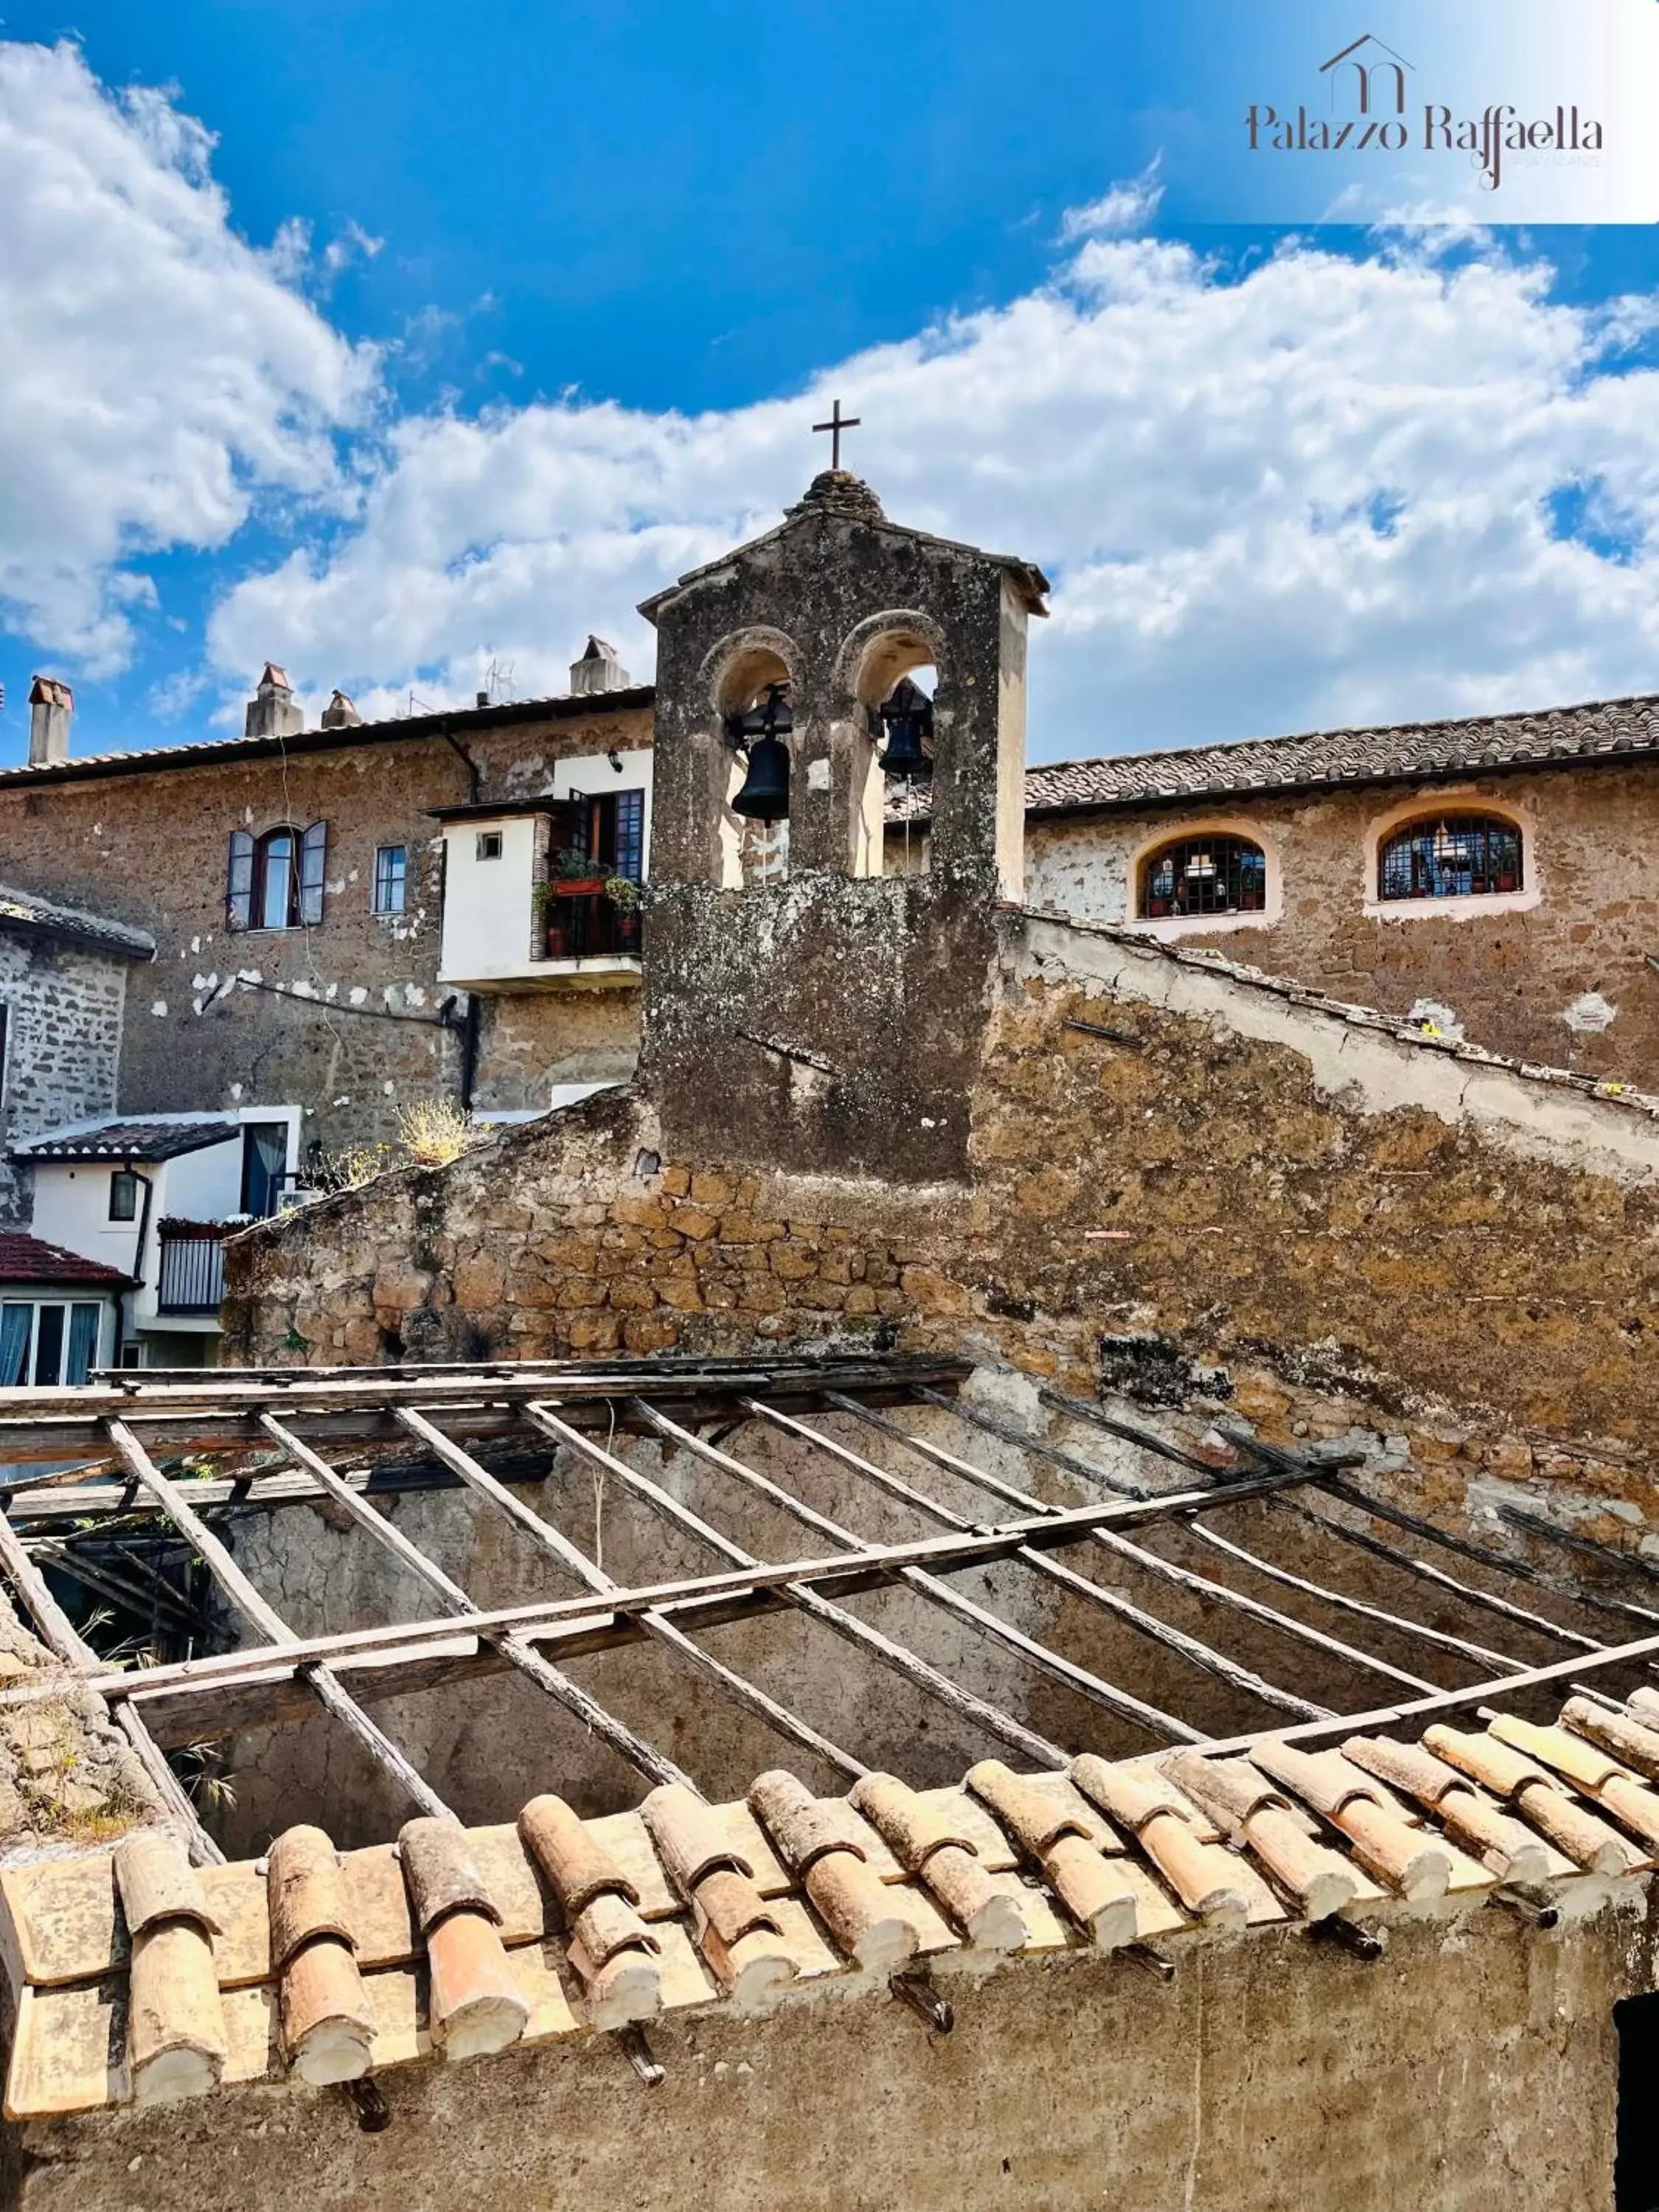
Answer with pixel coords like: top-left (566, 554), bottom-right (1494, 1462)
top-left (0, 686), bottom-right (654, 793)
top-left (5, 1691), bottom-right (1653, 2117)
top-left (1020, 689), bottom-right (1659, 816)
top-left (0, 884), bottom-right (153, 962)
top-left (21, 1119), bottom-right (235, 1164)
top-left (0, 1234), bottom-right (128, 1287)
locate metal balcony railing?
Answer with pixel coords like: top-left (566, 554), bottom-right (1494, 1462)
top-left (156, 1230), bottom-right (226, 1316)
top-left (544, 887), bottom-right (641, 961)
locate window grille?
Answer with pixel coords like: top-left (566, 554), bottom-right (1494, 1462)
top-left (1377, 814), bottom-right (1523, 902)
top-left (1139, 835), bottom-right (1267, 920)
top-left (374, 844), bottom-right (408, 914)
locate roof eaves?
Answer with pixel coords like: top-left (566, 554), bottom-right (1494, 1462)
top-left (0, 689), bottom-right (657, 795)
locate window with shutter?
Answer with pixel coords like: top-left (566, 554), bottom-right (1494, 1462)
top-left (227, 830), bottom-right (254, 928)
top-left (229, 823), bottom-right (330, 930)
top-left (299, 821), bottom-right (327, 924)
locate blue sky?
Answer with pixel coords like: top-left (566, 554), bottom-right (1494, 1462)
top-left (3, 1), bottom-right (1659, 765)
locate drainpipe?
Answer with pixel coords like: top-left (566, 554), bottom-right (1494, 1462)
top-left (439, 721), bottom-right (481, 804)
top-left (437, 994), bottom-right (481, 1113)
top-left (121, 1166), bottom-right (155, 1365)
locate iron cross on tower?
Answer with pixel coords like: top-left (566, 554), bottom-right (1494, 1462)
top-left (812, 397), bottom-right (861, 470)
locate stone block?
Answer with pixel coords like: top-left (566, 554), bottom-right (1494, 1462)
top-left (688, 1171), bottom-right (737, 1209)
top-left (611, 1196), bottom-right (668, 1228)
top-left (900, 1265), bottom-right (973, 1318)
top-left (623, 1314), bottom-right (681, 1353)
top-left (768, 1242), bottom-right (818, 1281)
top-left (660, 1167), bottom-right (691, 1197)
top-left (668, 1205), bottom-right (721, 1241)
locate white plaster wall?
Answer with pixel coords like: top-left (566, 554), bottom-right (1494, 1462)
top-left (1023, 819), bottom-right (1135, 924)
top-left (438, 815), bottom-right (542, 985)
top-left (438, 758), bottom-right (654, 987)
top-left (29, 1162), bottom-right (151, 1281)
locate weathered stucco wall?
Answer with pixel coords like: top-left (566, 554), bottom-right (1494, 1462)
top-left (0, 710), bottom-right (650, 1156)
top-left (1025, 760), bottom-right (1659, 1083)
top-left (9, 1900), bottom-right (1647, 2212)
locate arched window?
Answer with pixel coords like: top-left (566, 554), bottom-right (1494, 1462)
top-left (1139, 834), bottom-right (1267, 920)
top-left (228, 822), bottom-right (327, 929)
top-left (1377, 813), bottom-right (1522, 903)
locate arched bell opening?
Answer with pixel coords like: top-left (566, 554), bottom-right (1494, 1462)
top-left (846, 625), bottom-right (940, 880)
top-left (718, 644), bottom-right (795, 891)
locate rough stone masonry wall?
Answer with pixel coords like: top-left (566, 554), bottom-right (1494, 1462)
top-left (1025, 759), bottom-right (1659, 1084)
top-left (226, 908), bottom-right (1659, 1508)
top-left (9, 1899), bottom-right (1646, 2212)
top-left (0, 934), bottom-right (131, 1224)
top-left (0, 710), bottom-right (650, 1157)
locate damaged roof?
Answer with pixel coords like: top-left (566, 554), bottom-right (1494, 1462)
top-left (4, 1691), bottom-right (1654, 2118)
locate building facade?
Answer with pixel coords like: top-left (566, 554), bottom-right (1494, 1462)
top-left (1018, 698), bottom-right (1659, 1083)
top-left (0, 886), bottom-right (154, 1225)
top-left (0, 661), bottom-right (655, 1169)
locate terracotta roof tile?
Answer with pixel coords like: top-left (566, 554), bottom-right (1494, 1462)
top-left (1018, 690), bottom-right (1659, 816)
top-left (21, 1118), bottom-right (234, 1163)
top-left (0, 1234), bottom-right (128, 1288)
top-left (5, 1695), bottom-right (1654, 2123)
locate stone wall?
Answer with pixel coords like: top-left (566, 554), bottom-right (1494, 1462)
top-left (226, 909), bottom-right (1659, 1470)
top-left (215, 904), bottom-right (1659, 1846)
top-left (0, 933), bottom-right (131, 1223)
top-left (1025, 760), bottom-right (1659, 1084)
top-left (9, 1899), bottom-right (1646, 2212)
top-left (0, 709), bottom-right (651, 1156)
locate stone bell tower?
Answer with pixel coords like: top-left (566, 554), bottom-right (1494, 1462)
top-left (636, 465), bottom-right (1048, 1185)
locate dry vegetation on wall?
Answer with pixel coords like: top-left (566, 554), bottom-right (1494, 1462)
top-left (226, 970), bottom-right (1659, 1503)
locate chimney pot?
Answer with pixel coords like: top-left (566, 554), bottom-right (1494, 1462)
top-left (27, 676), bottom-right (72, 766)
top-left (320, 689), bottom-right (363, 730)
top-left (245, 662), bottom-right (305, 740)
top-left (476, 690), bottom-right (490, 709)
top-left (569, 636), bottom-right (631, 697)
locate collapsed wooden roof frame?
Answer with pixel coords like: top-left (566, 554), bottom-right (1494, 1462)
top-left (0, 1352), bottom-right (1650, 1872)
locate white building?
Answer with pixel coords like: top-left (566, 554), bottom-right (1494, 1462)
top-left (21, 1109), bottom-right (302, 1369)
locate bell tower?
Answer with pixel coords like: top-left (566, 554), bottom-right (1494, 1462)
top-left (636, 462), bottom-right (1047, 1184)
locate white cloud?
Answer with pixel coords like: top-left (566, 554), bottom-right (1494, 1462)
top-left (1059, 164), bottom-right (1164, 240)
top-left (7, 41), bottom-right (1659, 765)
top-left (212, 229), bottom-right (1659, 759)
top-left (0, 41), bottom-right (376, 672)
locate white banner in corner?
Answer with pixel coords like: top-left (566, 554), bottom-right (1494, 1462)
top-left (1204, 0), bottom-right (1659, 223)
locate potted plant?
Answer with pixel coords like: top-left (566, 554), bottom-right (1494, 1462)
top-left (549, 845), bottom-right (604, 897)
top-left (602, 874), bottom-right (641, 912)
top-left (533, 880), bottom-right (572, 958)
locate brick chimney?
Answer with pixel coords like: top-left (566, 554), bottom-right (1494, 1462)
top-left (320, 689), bottom-right (363, 729)
top-left (27, 676), bottom-right (72, 765)
top-left (245, 662), bottom-right (305, 740)
top-left (569, 636), bottom-right (631, 696)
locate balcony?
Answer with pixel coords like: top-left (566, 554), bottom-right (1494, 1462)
top-left (156, 1224), bottom-right (226, 1316)
top-left (542, 883), bottom-right (641, 967)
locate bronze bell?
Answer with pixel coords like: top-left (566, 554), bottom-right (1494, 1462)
top-left (728, 682), bottom-right (793, 821)
top-left (731, 732), bottom-right (792, 821)
top-left (877, 677), bottom-right (933, 782)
